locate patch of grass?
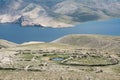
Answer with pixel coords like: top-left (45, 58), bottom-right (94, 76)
top-left (42, 54), bottom-right (69, 60)
top-left (64, 56), bottom-right (114, 66)
top-left (112, 65), bottom-right (120, 73)
top-left (35, 56), bottom-right (42, 60)
top-left (17, 53), bottom-right (42, 61)
top-left (77, 57), bottom-right (110, 64)
top-left (19, 54), bottom-right (34, 60)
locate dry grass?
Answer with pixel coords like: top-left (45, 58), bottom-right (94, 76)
top-left (0, 35), bottom-right (120, 80)
top-left (0, 69), bottom-right (119, 80)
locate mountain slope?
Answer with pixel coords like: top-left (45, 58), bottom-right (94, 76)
top-left (0, 0), bottom-right (120, 28)
top-left (0, 39), bottom-right (18, 48)
top-left (52, 34), bottom-right (120, 54)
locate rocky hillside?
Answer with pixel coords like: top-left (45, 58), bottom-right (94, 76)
top-left (52, 34), bottom-right (120, 54)
top-left (0, 0), bottom-right (120, 28)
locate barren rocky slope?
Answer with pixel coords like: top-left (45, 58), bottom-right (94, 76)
top-left (0, 0), bottom-right (120, 28)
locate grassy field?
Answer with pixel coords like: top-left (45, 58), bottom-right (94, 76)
top-left (0, 69), bottom-right (120, 80)
top-left (64, 57), bottom-right (114, 66)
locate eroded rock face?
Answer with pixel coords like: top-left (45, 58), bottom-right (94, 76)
top-left (0, 0), bottom-right (120, 28)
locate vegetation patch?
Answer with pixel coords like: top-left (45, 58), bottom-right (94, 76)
top-left (112, 65), bottom-right (120, 73)
top-left (71, 57), bottom-right (110, 65)
top-left (20, 54), bottom-right (34, 60)
top-left (59, 55), bottom-right (119, 66)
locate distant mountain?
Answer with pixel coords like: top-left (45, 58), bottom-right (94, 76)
top-left (0, 0), bottom-right (120, 28)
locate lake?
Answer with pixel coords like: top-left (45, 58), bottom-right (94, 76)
top-left (0, 18), bottom-right (120, 43)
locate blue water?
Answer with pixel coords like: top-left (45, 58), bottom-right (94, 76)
top-left (0, 18), bottom-right (120, 43)
top-left (52, 58), bottom-right (64, 61)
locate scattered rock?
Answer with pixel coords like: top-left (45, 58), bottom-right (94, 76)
top-left (24, 65), bottom-right (33, 71)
